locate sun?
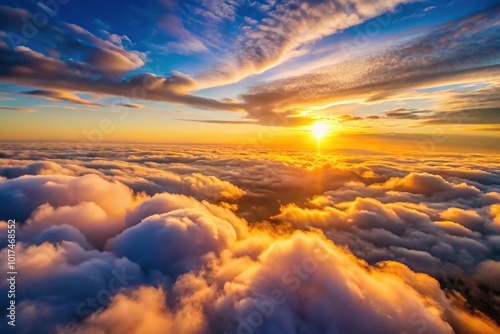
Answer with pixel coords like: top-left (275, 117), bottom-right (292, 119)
top-left (311, 121), bottom-right (328, 140)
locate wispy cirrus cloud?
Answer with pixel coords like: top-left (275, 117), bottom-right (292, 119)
top-left (158, 14), bottom-right (207, 53)
top-left (196, 0), bottom-right (416, 87)
top-left (0, 106), bottom-right (36, 112)
top-left (191, 0), bottom-right (240, 22)
top-left (0, 2), bottom-right (498, 129)
top-left (20, 90), bottom-right (101, 106)
top-left (115, 103), bottom-right (145, 109)
top-left (238, 7), bottom-right (500, 125)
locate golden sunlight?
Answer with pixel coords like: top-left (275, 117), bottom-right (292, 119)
top-left (311, 121), bottom-right (328, 154)
top-left (312, 121), bottom-right (328, 140)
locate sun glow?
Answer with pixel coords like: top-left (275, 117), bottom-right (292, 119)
top-left (311, 121), bottom-right (329, 154)
top-left (312, 121), bottom-right (328, 140)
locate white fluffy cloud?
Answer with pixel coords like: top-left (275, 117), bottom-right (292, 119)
top-left (68, 233), bottom-right (499, 334)
top-left (0, 144), bottom-right (499, 333)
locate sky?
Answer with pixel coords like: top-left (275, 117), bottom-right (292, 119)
top-left (1, 2), bottom-right (500, 333)
top-left (0, 0), bottom-right (499, 150)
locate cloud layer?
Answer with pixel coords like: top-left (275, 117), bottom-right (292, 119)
top-left (196, 0), bottom-right (415, 87)
top-left (239, 7), bottom-right (500, 124)
top-left (0, 143), bottom-right (499, 333)
top-left (1, 2), bottom-right (498, 130)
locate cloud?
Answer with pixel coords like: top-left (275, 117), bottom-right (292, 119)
top-left (337, 114), bottom-right (363, 122)
top-left (1, 144), bottom-right (500, 333)
top-left (197, 0), bottom-right (414, 87)
top-left (98, 30), bottom-right (132, 47)
top-left (70, 233), bottom-right (499, 334)
top-left (273, 168), bottom-right (499, 278)
top-left (238, 7), bottom-right (500, 124)
top-left (0, 241), bottom-right (143, 333)
top-left (111, 207), bottom-right (240, 279)
top-left (21, 90), bottom-right (101, 106)
top-left (0, 45), bottom-right (241, 111)
top-left (0, 3), bottom-right (499, 126)
top-left (158, 15), bottom-right (207, 53)
top-left (383, 172), bottom-right (481, 198)
top-left (474, 260), bottom-right (500, 290)
top-left (0, 161), bottom-right (75, 178)
top-left (0, 7), bottom-right (242, 112)
top-left (0, 106), bottom-right (36, 112)
top-left (25, 202), bottom-right (125, 248)
top-left (422, 108), bottom-right (500, 125)
top-left (115, 103), bottom-right (145, 109)
top-left (384, 108), bottom-right (429, 120)
top-left (0, 5), bottom-right (30, 31)
top-left (123, 192), bottom-right (247, 233)
top-left (63, 23), bottom-right (146, 75)
top-left (65, 286), bottom-right (203, 334)
top-left (192, 0), bottom-right (239, 22)
top-left (0, 173), bottom-right (135, 224)
top-left (178, 118), bottom-right (256, 124)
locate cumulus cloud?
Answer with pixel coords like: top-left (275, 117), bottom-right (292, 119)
top-left (0, 241), bottom-right (143, 333)
top-left (65, 286), bottom-right (203, 334)
top-left (69, 233), bottom-right (499, 334)
top-left (473, 260), bottom-right (500, 290)
top-left (0, 173), bottom-right (135, 222)
top-left (274, 170), bottom-right (500, 278)
top-left (0, 143), bottom-right (500, 333)
top-left (0, 5), bottom-right (241, 112)
top-left (0, 44), bottom-right (240, 111)
top-left (111, 208), bottom-right (239, 279)
top-left (383, 172), bottom-right (481, 198)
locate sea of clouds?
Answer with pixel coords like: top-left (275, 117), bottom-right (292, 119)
top-left (0, 143), bottom-right (499, 334)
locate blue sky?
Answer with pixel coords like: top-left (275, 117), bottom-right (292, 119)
top-left (0, 0), bottom-right (499, 146)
